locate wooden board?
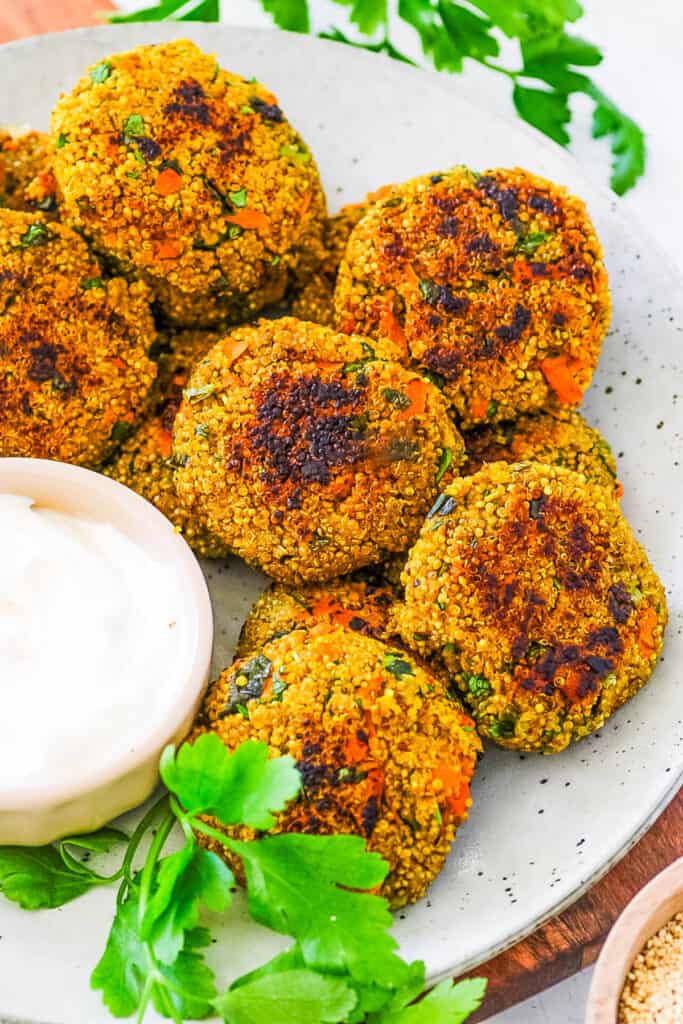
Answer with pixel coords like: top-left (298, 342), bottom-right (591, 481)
top-left (1, 3), bottom-right (682, 1019)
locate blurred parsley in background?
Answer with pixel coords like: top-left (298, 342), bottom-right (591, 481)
top-left (109, 0), bottom-right (645, 194)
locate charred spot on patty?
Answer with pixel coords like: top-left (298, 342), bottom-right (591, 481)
top-left (422, 345), bottom-right (463, 381)
top-left (250, 98), bottom-right (284, 122)
top-left (476, 175), bottom-right (519, 224)
top-left (608, 581), bottom-right (634, 624)
top-left (243, 372), bottom-right (369, 497)
top-left (163, 78), bottom-right (212, 126)
top-left (494, 303), bottom-right (531, 344)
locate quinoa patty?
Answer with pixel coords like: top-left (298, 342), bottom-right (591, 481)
top-left (104, 329), bottom-right (228, 557)
top-left (396, 461), bottom-right (666, 753)
top-left (0, 210), bottom-right (156, 466)
top-left (236, 575), bottom-right (401, 659)
top-left (462, 409), bottom-right (620, 495)
top-left (334, 166), bottom-right (611, 426)
top-left (0, 130), bottom-right (58, 216)
top-left (189, 625), bottom-right (481, 908)
top-left (173, 317), bottom-right (463, 583)
top-left (51, 40), bottom-right (326, 326)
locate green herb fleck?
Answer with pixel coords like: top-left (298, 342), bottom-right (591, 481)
top-left (56, 132), bottom-right (69, 149)
top-left (383, 651), bottom-right (415, 678)
top-left (122, 114), bottom-right (144, 139)
top-left (279, 142), bottom-right (311, 163)
top-left (194, 423), bottom-right (209, 439)
top-left (240, 104), bottom-right (254, 114)
top-left (467, 675), bottom-right (491, 698)
top-left (90, 60), bottom-right (112, 84)
top-left (110, 421), bottom-right (134, 444)
top-left (80, 277), bottom-right (104, 290)
top-left (236, 704), bottom-right (250, 719)
top-left (183, 383), bottom-right (216, 403)
top-left (518, 231), bottom-right (550, 255)
top-left (487, 399), bottom-right (499, 419)
top-left (229, 188), bottom-right (248, 207)
top-left (490, 716), bottom-right (517, 740)
top-left (20, 223), bottom-right (49, 247)
top-left (419, 279), bottom-right (438, 304)
top-left (381, 387), bottom-right (410, 410)
top-left (427, 492), bottom-right (457, 519)
top-left (436, 447), bottom-right (453, 483)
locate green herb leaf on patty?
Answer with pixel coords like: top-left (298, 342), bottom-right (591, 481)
top-left (56, 132), bottom-right (69, 149)
top-left (467, 675), bottom-right (491, 698)
top-left (80, 276), bottom-right (105, 290)
top-left (517, 231), bottom-right (550, 255)
top-left (279, 142), bottom-right (311, 163)
top-left (90, 60), bottom-right (113, 84)
top-left (382, 387), bottom-right (411, 410)
top-left (183, 382), bottom-right (217, 402)
top-left (19, 222), bottom-right (49, 247)
top-left (110, 421), bottom-right (134, 443)
top-left (384, 652), bottom-right (415, 678)
top-left (122, 113), bottom-right (145, 139)
top-left (435, 447), bottom-right (453, 483)
top-left (229, 188), bottom-right (248, 207)
top-left (427, 492), bottom-right (457, 518)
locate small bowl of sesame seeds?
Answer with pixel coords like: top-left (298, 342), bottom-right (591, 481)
top-left (586, 855), bottom-right (683, 1023)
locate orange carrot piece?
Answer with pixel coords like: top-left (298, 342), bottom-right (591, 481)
top-left (156, 239), bottom-right (183, 260)
top-left (225, 209), bottom-right (270, 232)
top-left (398, 377), bottom-right (428, 420)
top-left (470, 396), bottom-right (489, 420)
top-left (344, 730), bottom-right (369, 763)
top-left (540, 354), bottom-right (585, 404)
top-left (156, 428), bottom-right (173, 458)
top-left (156, 168), bottom-right (183, 196)
top-left (367, 183), bottom-right (396, 203)
top-left (638, 606), bottom-right (659, 656)
top-left (615, 480), bottom-right (624, 499)
top-left (379, 303), bottom-right (407, 352)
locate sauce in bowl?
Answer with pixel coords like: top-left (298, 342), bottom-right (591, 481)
top-left (0, 493), bottom-right (191, 791)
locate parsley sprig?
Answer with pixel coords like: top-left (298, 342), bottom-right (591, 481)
top-left (109, 0), bottom-right (645, 194)
top-left (0, 736), bottom-right (486, 1023)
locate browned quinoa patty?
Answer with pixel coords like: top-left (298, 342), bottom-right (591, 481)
top-left (51, 40), bottom-right (326, 326)
top-left (189, 624), bottom-right (482, 908)
top-left (462, 409), bottom-right (620, 495)
top-left (0, 210), bottom-right (156, 466)
top-left (334, 166), bottom-right (611, 427)
top-left (236, 574), bottom-right (400, 659)
top-left (396, 461), bottom-right (667, 753)
top-left (291, 202), bottom-right (369, 326)
top-left (173, 316), bottom-right (463, 583)
top-left (104, 329), bottom-right (228, 557)
top-left (0, 130), bottom-right (59, 216)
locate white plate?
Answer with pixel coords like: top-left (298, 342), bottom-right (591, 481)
top-left (0, 24), bottom-right (682, 1024)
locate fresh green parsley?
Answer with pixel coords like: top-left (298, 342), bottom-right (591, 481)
top-left (0, 734), bottom-right (487, 1023)
top-left (229, 188), bottom-right (248, 207)
top-left (19, 222), bottom-right (49, 247)
top-left (90, 60), bottom-right (113, 84)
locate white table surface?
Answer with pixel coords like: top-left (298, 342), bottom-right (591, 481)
top-left (110, 1), bottom-right (683, 1019)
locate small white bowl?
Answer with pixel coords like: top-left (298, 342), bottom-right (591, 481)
top-left (0, 458), bottom-right (214, 846)
top-left (585, 855), bottom-right (683, 1023)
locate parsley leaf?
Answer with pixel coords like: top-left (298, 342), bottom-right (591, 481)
top-left (261, 0), bottom-right (310, 32)
top-left (227, 833), bottom-right (410, 985)
top-left (589, 87), bottom-right (646, 195)
top-left (0, 846), bottom-right (97, 909)
top-left (90, 60), bottom-right (113, 83)
top-left (141, 844), bottom-right (233, 963)
top-left (378, 977), bottom-right (487, 1023)
top-left (332, 0), bottom-right (387, 36)
top-left (92, 894), bottom-right (216, 1019)
top-left (215, 968), bottom-right (357, 1023)
top-left (438, 1), bottom-right (499, 63)
top-left (512, 84), bottom-right (571, 145)
top-left (161, 733), bottom-right (300, 828)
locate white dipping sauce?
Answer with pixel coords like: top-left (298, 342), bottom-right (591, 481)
top-left (0, 494), bottom-right (190, 791)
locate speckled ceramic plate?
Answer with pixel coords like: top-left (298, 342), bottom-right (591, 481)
top-left (0, 24), bottom-right (681, 1024)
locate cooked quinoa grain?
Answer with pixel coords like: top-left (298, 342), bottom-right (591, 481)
top-left (104, 329), bottom-right (228, 557)
top-left (335, 166), bottom-right (611, 426)
top-left (173, 316), bottom-right (464, 582)
top-left (51, 40), bottom-right (326, 326)
top-left (462, 409), bottom-right (620, 495)
top-left (189, 625), bottom-right (482, 908)
top-left (618, 912), bottom-right (683, 1023)
top-left (0, 210), bottom-right (157, 466)
top-left (396, 461), bottom-right (667, 752)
